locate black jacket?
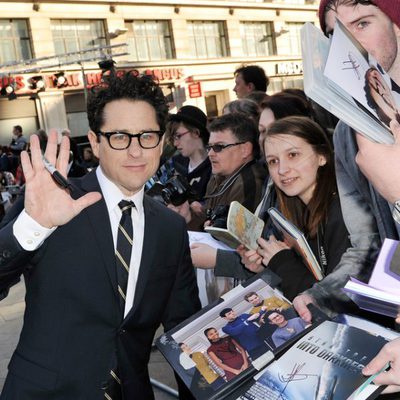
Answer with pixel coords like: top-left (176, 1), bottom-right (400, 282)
top-left (215, 194), bottom-right (350, 301)
top-left (0, 170), bottom-right (200, 400)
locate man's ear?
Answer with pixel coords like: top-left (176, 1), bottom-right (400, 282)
top-left (87, 131), bottom-right (100, 159)
top-left (248, 82), bottom-right (255, 92)
top-left (241, 142), bottom-right (253, 159)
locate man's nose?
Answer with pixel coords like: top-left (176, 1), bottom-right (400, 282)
top-left (127, 137), bottom-right (143, 156)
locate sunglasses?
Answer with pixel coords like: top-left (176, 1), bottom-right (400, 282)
top-left (205, 142), bottom-right (245, 153)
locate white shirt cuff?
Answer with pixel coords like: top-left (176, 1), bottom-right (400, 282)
top-left (13, 209), bottom-right (57, 251)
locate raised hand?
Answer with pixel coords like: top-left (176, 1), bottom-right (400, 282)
top-left (22, 131), bottom-right (102, 228)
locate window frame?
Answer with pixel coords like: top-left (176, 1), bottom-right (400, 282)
top-left (187, 20), bottom-right (229, 59)
top-left (124, 19), bottom-right (175, 62)
top-left (50, 19), bottom-right (108, 56)
top-left (0, 18), bottom-right (33, 63)
top-left (239, 21), bottom-right (276, 57)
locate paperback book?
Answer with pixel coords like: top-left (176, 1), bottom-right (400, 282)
top-left (344, 239), bottom-right (400, 318)
top-left (205, 201), bottom-right (265, 251)
top-left (268, 207), bottom-right (323, 281)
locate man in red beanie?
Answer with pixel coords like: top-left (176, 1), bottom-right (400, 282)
top-left (293, 1), bottom-right (400, 384)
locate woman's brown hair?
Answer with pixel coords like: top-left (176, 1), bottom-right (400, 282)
top-left (265, 116), bottom-right (336, 237)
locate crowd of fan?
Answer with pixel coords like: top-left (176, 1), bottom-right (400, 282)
top-left (2, 0), bottom-right (400, 395)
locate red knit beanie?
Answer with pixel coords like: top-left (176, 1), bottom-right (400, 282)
top-left (318, 0), bottom-right (400, 34)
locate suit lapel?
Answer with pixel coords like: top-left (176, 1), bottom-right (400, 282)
top-left (122, 196), bottom-right (159, 323)
top-left (80, 171), bottom-right (119, 303)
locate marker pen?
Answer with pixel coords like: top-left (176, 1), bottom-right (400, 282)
top-left (42, 156), bottom-right (72, 191)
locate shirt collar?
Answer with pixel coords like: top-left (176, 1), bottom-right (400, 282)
top-left (96, 166), bottom-right (145, 215)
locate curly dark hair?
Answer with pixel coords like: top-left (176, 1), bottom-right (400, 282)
top-left (87, 71), bottom-right (169, 136)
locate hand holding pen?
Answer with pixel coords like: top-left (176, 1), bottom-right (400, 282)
top-left (20, 130), bottom-right (101, 229)
top-left (42, 155), bottom-right (72, 191)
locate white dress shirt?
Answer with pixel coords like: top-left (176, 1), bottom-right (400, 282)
top-left (13, 166), bottom-right (145, 317)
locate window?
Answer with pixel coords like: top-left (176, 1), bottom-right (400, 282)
top-left (125, 20), bottom-right (173, 61)
top-left (240, 22), bottom-right (276, 57)
top-left (276, 22), bottom-right (303, 55)
top-left (51, 19), bottom-right (107, 55)
top-left (187, 21), bottom-right (228, 59)
top-left (0, 19), bottom-right (32, 63)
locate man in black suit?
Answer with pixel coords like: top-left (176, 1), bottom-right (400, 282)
top-left (0, 72), bottom-right (200, 399)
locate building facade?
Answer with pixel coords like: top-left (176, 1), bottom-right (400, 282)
top-left (0, 0), bottom-right (320, 144)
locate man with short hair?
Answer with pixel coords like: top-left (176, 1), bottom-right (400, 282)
top-left (0, 72), bottom-right (200, 400)
top-left (244, 291), bottom-right (290, 315)
top-left (203, 114), bottom-right (266, 216)
top-left (9, 125), bottom-right (27, 156)
top-left (220, 307), bottom-right (269, 360)
top-left (178, 113), bottom-right (266, 231)
top-left (233, 65), bottom-right (269, 99)
top-left (265, 310), bottom-right (307, 348)
top-left (293, 0), bottom-right (400, 323)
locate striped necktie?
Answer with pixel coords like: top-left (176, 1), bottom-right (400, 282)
top-left (116, 200), bottom-right (134, 312)
top-left (104, 200), bottom-right (134, 400)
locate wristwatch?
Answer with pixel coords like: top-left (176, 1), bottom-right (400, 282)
top-left (393, 200), bottom-right (400, 224)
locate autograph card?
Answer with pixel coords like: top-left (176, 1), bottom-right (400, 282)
top-left (239, 321), bottom-right (387, 400)
top-left (324, 20), bottom-right (400, 129)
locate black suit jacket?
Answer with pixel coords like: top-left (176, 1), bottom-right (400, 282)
top-left (0, 170), bottom-right (200, 400)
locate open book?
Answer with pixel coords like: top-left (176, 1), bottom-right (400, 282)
top-left (157, 271), bottom-right (390, 400)
top-left (205, 201), bottom-right (265, 251)
top-left (268, 207), bottom-right (323, 281)
top-left (301, 22), bottom-right (393, 144)
top-left (344, 239), bottom-right (400, 318)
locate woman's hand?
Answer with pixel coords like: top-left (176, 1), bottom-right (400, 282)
top-left (292, 293), bottom-right (316, 324)
top-left (190, 243), bottom-right (217, 268)
top-left (256, 235), bottom-right (289, 266)
top-left (237, 245), bottom-right (264, 274)
top-left (363, 337), bottom-right (400, 394)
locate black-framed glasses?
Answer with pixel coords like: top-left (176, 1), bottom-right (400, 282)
top-left (205, 142), bottom-right (245, 153)
top-left (98, 130), bottom-right (164, 150)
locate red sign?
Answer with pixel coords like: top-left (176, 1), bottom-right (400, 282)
top-left (188, 82), bottom-right (202, 98)
top-left (0, 67), bottom-right (185, 94)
